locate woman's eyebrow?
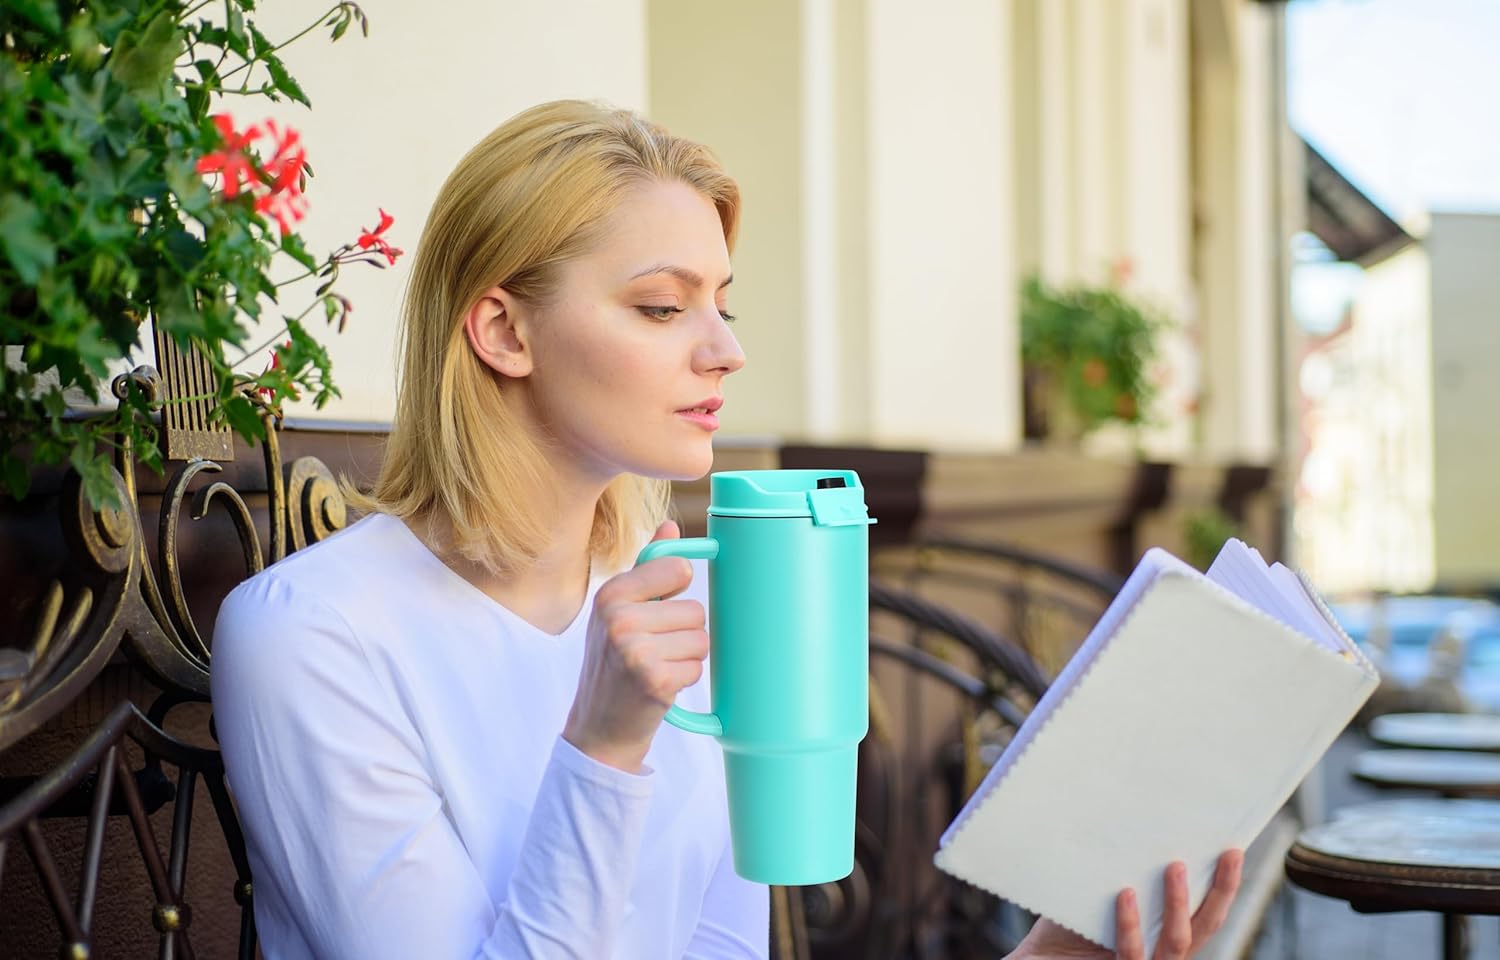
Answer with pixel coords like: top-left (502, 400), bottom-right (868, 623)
top-left (629, 264), bottom-right (734, 289)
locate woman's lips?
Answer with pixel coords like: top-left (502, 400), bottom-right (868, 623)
top-left (676, 408), bottom-right (720, 430)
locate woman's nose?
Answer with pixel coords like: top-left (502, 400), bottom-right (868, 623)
top-left (696, 317), bottom-right (746, 375)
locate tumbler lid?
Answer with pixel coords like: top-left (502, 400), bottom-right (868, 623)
top-left (708, 469), bottom-right (875, 527)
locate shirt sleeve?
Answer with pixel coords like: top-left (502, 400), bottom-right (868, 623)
top-left (682, 833), bottom-right (771, 959)
top-left (210, 573), bottom-right (654, 960)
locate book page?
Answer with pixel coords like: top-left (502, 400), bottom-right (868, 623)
top-left (939, 546), bottom-right (1190, 847)
top-left (1205, 540), bottom-right (1351, 656)
top-left (941, 540), bottom-right (1357, 850)
top-left (933, 571), bottom-right (1378, 952)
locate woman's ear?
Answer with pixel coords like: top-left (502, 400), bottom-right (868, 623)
top-left (464, 286), bottom-right (534, 378)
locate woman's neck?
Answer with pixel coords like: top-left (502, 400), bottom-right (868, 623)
top-left (411, 482), bottom-right (604, 635)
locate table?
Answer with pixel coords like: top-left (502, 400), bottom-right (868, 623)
top-left (1353, 749), bottom-right (1500, 798)
top-left (1285, 798), bottom-right (1500, 960)
top-left (1370, 713), bottom-right (1500, 753)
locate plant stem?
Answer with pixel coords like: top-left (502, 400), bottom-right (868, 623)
top-left (233, 325), bottom-right (290, 368)
top-left (220, 4), bottom-right (344, 80)
top-left (274, 263), bottom-right (328, 288)
top-left (159, 391), bottom-right (221, 405)
top-left (181, 0), bottom-right (216, 21)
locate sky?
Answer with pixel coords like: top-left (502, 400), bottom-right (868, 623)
top-left (1287, 0), bottom-right (1500, 223)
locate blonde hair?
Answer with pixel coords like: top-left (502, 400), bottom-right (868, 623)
top-left (345, 100), bottom-right (741, 575)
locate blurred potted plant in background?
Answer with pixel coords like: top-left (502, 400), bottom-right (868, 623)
top-left (0, 0), bottom-right (397, 508)
top-left (1184, 505), bottom-right (1240, 572)
top-left (1020, 260), bottom-right (1166, 445)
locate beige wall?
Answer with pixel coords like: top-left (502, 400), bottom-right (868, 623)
top-left (225, 0), bottom-right (1288, 470)
top-left (1018, 0), bottom-right (1203, 459)
top-left (243, 0), bottom-right (649, 423)
top-left (864, 0), bottom-right (1020, 450)
top-left (650, 0), bottom-right (1021, 451)
top-left (1191, 0), bottom-right (1283, 464)
top-left (647, 0), bottom-right (806, 443)
top-left (1429, 213), bottom-right (1500, 586)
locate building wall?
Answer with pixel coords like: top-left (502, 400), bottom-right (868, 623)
top-left (1293, 246), bottom-right (1434, 594)
top-left (1429, 212), bottom-right (1500, 587)
top-left (647, 0), bottom-right (808, 443)
top-left (1018, 0), bottom-right (1205, 459)
top-left (234, 0), bottom-right (1287, 469)
top-left (863, 0), bottom-right (1019, 450)
top-left (244, 0), bottom-right (650, 423)
top-left (1191, 0), bottom-right (1284, 464)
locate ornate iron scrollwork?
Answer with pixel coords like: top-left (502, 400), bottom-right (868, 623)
top-left (0, 360), bottom-right (352, 957)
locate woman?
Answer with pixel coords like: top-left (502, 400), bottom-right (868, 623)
top-left (211, 99), bottom-right (1242, 960)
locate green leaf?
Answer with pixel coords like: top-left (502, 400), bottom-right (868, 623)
top-left (221, 393), bottom-right (265, 440)
top-left (248, 23), bottom-right (274, 58)
top-left (1, 452), bottom-right (30, 501)
top-left (40, 387), bottom-right (67, 418)
top-left (228, 5), bottom-right (246, 39)
top-left (70, 440), bottom-right (121, 510)
top-left (5, 0), bottom-right (63, 35)
top-left (263, 56), bottom-right (311, 107)
top-left (0, 194), bottom-right (57, 284)
top-left (162, 228), bottom-right (206, 271)
top-left (279, 231), bottom-right (318, 272)
top-left (107, 10), bottom-right (183, 93)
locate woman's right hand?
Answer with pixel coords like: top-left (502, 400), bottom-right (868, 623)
top-left (562, 521), bottom-right (708, 773)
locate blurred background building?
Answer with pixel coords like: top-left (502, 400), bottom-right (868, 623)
top-left (240, 0), bottom-right (1299, 576)
top-left (233, 0), bottom-right (1498, 592)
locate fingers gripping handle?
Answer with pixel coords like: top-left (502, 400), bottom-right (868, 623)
top-left (634, 537), bottom-right (723, 738)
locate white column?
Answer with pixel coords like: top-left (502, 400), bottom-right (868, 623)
top-left (1036, 0), bottom-right (1076, 282)
top-left (865, 0), bottom-right (1020, 450)
top-left (1071, 0), bottom-right (1125, 280)
top-left (1123, 0), bottom-right (1197, 458)
top-left (1193, 0), bottom-right (1279, 463)
top-left (1231, 2), bottom-right (1279, 462)
top-left (802, 0), bottom-right (839, 440)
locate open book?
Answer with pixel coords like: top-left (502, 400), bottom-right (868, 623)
top-left (933, 540), bottom-right (1378, 953)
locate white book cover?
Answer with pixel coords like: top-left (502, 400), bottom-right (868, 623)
top-left (932, 541), bottom-right (1378, 953)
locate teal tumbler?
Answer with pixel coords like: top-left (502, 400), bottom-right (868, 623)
top-left (636, 469), bottom-right (875, 885)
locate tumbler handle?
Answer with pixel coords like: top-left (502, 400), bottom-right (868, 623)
top-left (635, 537), bottom-right (723, 737)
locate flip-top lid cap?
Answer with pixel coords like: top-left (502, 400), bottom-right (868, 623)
top-left (708, 469), bottom-right (875, 527)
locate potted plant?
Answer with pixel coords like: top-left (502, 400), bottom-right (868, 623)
top-left (1019, 266), bottom-right (1165, 445)
top-left (0, 1), bottom-right (398, 507)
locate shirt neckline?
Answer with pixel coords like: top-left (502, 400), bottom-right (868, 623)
top-left (371, 512), bottom-right (599, 641)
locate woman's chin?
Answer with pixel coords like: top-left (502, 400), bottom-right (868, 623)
top-left (635, 447), bottom-right (714, 483)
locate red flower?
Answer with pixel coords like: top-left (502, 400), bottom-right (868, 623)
top-left (357, 208), bottom-right (403, 265)
top-left (259, 340), bottom-right (293, 399)
top-left (262, 119), bottom-right (307, 194)
top-left (195, 114), bottom-right (262, 199)
top-left (256, 189), bottom-right (309, 235)
top-left (251, 119), bottom-right (310, 234)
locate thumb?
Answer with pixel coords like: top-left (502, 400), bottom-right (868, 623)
top-left (650, 519), bottom-right (681, 543)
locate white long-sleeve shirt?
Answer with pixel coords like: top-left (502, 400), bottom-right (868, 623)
top-left (210, 512), bottom-right (769, 959)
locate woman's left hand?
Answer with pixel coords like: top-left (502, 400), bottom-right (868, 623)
top-left (1007, 849), bottom-right (1244, 960)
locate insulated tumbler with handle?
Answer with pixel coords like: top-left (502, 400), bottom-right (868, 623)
top-left (635, 469), bottom-right (874, 885)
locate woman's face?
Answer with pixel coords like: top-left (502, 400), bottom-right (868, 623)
top-left (513, 179), bottom-right (744, 484)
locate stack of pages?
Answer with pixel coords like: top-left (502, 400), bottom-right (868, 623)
top-left (934, 540), bottom-right (1377, 952)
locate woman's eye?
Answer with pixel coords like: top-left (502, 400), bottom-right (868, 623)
top-left (638, 305), bottom-right (685, 321)
top-left (719, 311), bottom-right (737, 324)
